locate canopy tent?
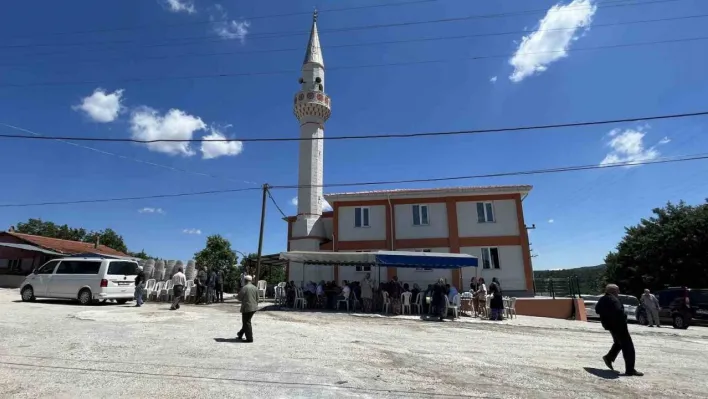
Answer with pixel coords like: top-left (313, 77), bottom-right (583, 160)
top-left (279, 250), bottom-right (478, 268)
top-left (280, 251), bottom-right (478, 289)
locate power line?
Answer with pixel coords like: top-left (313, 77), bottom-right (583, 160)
top-left (0, 0), bottom-right (436, 40)
top-left (3, 110), bottom-right (707, 143)
top-left (266, 188), bottom-right (288, 219)
top-left (2, 153), bottom-right (706, 208)
top-left (0, 34), bottom-right (704, 89)
top-left (0, 123), bottom-right (257, 185)
top-left (0, 0), bottom-right (679, 52)
top-left (4, 12), bottom-right (704, 69)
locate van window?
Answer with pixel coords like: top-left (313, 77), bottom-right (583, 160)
top-left (690, 290), bottom-right (708, 304)
top-left (107, 261), bottom-right (139, 276)
top-left (37, 261), bottom-right (59, 274)
top-left (56, 261), bottom-right (101, 274)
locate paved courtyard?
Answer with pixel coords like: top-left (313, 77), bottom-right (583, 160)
top-left (0, 288), bottom-right (706, 398)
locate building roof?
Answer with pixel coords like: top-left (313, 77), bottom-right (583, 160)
top-left (1, 232), bottom-right (130, 257)
top-left (303, 12), bottom-right (324, 67)
top-left (0, 242), bottom-right (64, 256)
top-left (324, 185), bottom-right (533, 201)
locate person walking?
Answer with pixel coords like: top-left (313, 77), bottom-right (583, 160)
top-left (488, 278), bottom-right (504, 320)
top-left (432, 278), bottom-right (449, 321)
top-left (170, 267), bottom-right (187, 310)
top-left (134, 265), bottom-right (146, 307)
top-left (360, 273), bottom-right (374, 312)
top-left (640, 289), bottom-right (661, 327)
top-left (237, 275), bottom-right (259, 343)
top-left (216, 268), bottom-right (225, 303)
top-left (196, 266), bottom-right (207, 305)
top-left (595, 284), bottom-right (643, 376)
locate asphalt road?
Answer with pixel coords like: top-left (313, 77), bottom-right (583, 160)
top-left (0, 289), bottom-right (706, 398)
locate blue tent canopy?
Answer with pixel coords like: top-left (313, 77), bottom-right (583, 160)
top-left (280, 250), bottom-right (478, 269)
top-left (374, 251), bottom-right (478, 269)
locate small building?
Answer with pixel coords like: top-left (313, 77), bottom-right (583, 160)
top-left (286, 185), bottom-right (534, 297)
top-left (0, 230), bottom-right (131, 288)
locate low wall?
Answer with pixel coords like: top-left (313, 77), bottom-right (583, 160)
top-left (515, 297), bottom-right (587, 321)
top-left (0, 275), bottom-right (25, 289)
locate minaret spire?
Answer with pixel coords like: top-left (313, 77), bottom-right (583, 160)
top-left (303, 10), bottom-right (324, 68)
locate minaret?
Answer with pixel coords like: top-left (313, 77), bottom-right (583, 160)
top-left (292, 11), bottom-right (331, 240)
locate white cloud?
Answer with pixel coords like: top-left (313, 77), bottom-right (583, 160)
top-left (182, 228), bottom-right (202, 235)
top-left (291, 196), bottom-right (333, 212)
top-left (162, 0), bottom-right (196, 14)
top-left (490, 76), bottom-right (498, 83)
top-left (138, 207), bottom-right (165, 214)
top-left (129, 107), bottom-right (206, 156)
top-left (200, 129), bottom-right (244, 159)
top-left (73, 88), bottom-right (124, 123)
top-left (600, 127), bottom-right (669, 166)
top-left (548, 219), bottom-right (554, 223)
top-left (509, 0), bottom-right (597, 82)
top-left (210, 4), bottom-right (250, 43)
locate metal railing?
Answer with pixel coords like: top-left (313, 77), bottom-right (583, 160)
top-left (534, 276), bottom-right (583, 299)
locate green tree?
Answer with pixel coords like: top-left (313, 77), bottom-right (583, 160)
top-left (194, 235), bottom-right (238, 290)
top-left (603, 200), bottom-right (708, 297)
top-left (91, 228), bottom-right (128, 254)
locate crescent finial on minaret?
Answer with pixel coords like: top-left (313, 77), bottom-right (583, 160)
top-left (313, 8), bottom-right (318, 23)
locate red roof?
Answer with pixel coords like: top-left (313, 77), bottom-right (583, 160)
top-left (2, 232), bottom-right (129, 257)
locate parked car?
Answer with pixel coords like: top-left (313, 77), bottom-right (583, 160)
top-left (20, 257), bottom-right (140, 305)
top-left (583, 294), bottom-right (638, 322)
top-left (637, 287), bottom-right (708, 329)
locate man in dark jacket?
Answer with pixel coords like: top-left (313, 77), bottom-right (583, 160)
top-left (195, 266), bottom-right (207, 305)
top-left (237, 275), bottom-right (259, 343)
top-left (432, 278), bottom-right (449, 321)
top-left (595, 284), bottom-right (643, 376)
top-left (134, 266), bottom-right (146, 307)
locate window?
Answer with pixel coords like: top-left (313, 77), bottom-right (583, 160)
top-left (354, 207), bottom-right (370, 228)
top-left (36, 261), bottom-right (59, 274)
top-left (8, 259), bottom-right (22, 271)
top-left (476, 202), bottom-right (495, 223)
top-left (412, 204), bottom-right (429, 226)
top-left (355, 250), bottom-right (372, 271)
top-left (481, 247), bottom-right (501, 269)
top-left (107, 261), bottom-right (139, 276)
top-left (414, 249), bottom-right (432, 271)
top-left (56, 261), bottom-right (101, 275)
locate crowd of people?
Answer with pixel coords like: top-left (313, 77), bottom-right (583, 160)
top-left (280, 273), bottom-right (506, 320)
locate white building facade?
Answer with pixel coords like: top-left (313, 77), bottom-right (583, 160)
top-left (285, 14), bottom-right (534, 296)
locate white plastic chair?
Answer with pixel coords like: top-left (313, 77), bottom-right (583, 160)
top-left (257, 280), bottom-right (267, 300)
top-left (159, 280), bottom-right (173, 302)
top-left (143, 279), bottom-right (156, 297)
top-left (449, 294), bottom-right (460, 318)
top-left (401, 292), bottom-right (412, 315)
top-left (382, 291), bottom-right (391, 314)
top-left (149, 281), bottom-right (164, 301)
top-left (337, 290), bottom-right (351, 311)
top-left (294, 288), bottom-right (307, 309)
top-left (412, 292), bottom-right (423, 314)
top-left (274, 286), bottom-right (283, 306)
top-left (506, 297), bottom-right (517, 319)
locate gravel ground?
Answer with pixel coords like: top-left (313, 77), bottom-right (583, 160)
top-left (0, 288), bottom-right (706, 399)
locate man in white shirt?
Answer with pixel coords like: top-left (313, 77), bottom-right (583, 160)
top-left (171, 267), bottom-right (187, 311)
top-left (361, 273), bottom-right (374, 312)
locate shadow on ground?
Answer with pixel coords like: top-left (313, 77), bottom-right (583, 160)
top-left (583, 367), bottom-right (620, 379)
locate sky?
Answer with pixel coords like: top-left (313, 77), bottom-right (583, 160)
top-left (0, 0), bottom-right (707, 270)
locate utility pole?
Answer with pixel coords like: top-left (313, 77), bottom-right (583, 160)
top-left (255, 183), bottom-right (269, 282)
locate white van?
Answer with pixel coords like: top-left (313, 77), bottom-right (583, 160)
top-left (19, 257), bottom-right (140, 305)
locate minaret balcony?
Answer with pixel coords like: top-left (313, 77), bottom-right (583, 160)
top-left (293, 91), bottom-right (331, 122)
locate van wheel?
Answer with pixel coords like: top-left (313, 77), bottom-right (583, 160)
top-left (21, 286), bottom-right (35, 302)
top-left (78, 289), bottom-right (93, 306)
top-left (672, 314), bottom-right (689, 329)
top-left (116, 299), bottom-right (128, 305)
